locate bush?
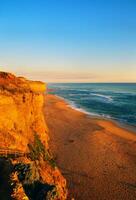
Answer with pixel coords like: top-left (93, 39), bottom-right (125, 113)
top-left (28, 133), bottom-right (56, 168)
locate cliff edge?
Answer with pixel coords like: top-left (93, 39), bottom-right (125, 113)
top-left (0, 72), bottom-right (67, 200)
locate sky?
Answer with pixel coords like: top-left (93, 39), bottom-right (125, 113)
top-left (0, 0), bottom-right (136, 82)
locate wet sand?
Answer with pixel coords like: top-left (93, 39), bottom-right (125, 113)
top-left (44, 94), bottom-right (136, 200)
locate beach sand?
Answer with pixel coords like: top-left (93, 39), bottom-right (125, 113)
top-left (44, 94), bottom-right (136, 200)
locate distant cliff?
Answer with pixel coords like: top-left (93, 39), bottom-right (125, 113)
top-left (0, 72), bottom-right (67, 200)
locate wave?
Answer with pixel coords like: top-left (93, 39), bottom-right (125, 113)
top-left (55, 94), bottom-right (112, 119)
top-left (91, 89), bottom-right (136, 95)
top-left (49, 83), bottom-right (136, 127)
top-left (68, 91), bottom-right (114, 102)
top-left (68, 103), bottom-right (111, 119)
top-left (68, 93), bottom-right (87, 97)
top-left (90, 93), bottom-right (113, 101)
top-left (65, 98), bottom-right (111, 119)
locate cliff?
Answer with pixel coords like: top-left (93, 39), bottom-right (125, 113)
top-left (0, 72), bottom-right (67, 200)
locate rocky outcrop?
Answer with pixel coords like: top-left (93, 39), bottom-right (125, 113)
top-left (0, 72), bottom-right (67, 200)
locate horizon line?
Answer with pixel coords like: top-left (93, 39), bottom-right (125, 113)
top-left (46, 82), bottom-right (136, 84)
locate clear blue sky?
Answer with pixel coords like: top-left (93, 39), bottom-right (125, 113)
top-left (0, 0), bottom-right (136, 82)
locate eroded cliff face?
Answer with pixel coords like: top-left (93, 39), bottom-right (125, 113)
top-left (0, 72), bottom-right (67, 200)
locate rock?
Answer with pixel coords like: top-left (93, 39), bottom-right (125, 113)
top-left (0, 72), bottom-right (67, 199)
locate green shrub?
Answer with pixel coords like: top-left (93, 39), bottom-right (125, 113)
top-left (28, 133), bottom-right (56, 168)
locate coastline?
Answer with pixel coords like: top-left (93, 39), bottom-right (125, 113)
top-left (44, 94), bottom-right (136, 200)
top-left (54, 94), bottom-right (136, 135)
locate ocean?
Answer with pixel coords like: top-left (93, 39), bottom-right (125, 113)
top-left (48, 83), bottom-right (136, 128)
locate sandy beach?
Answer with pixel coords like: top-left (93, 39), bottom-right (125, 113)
top-left (44, 94), bottom-right (136, 200)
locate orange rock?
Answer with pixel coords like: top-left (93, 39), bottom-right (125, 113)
top-left (0, 72), bottom-right (67, 199)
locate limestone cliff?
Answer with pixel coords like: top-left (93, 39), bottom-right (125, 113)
top-left (0, 72), bottom-right (67, 200)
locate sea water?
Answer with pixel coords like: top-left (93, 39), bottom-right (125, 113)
top-left (48, 83), bottom-right (136, 128)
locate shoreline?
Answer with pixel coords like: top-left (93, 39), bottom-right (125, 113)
top-left (44, 94), bottom-right (136, 200)
top-left (54, 94), bottom-right (136, 135)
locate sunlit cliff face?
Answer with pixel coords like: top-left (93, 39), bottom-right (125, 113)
top-left (0, 72), bottom-right (48, 150)
top-left (0, 72), bottom-right (67, 200)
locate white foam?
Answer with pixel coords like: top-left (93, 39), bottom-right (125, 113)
top-left (68, 103), bottom-right (111, 118)
top-left (61, 96), bottom-right (111, 119)
top-left (90, 93), bottom-right (113, 101)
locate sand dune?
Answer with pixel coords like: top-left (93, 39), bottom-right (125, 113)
top-left (44, 94), bottom-right (136, 200)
